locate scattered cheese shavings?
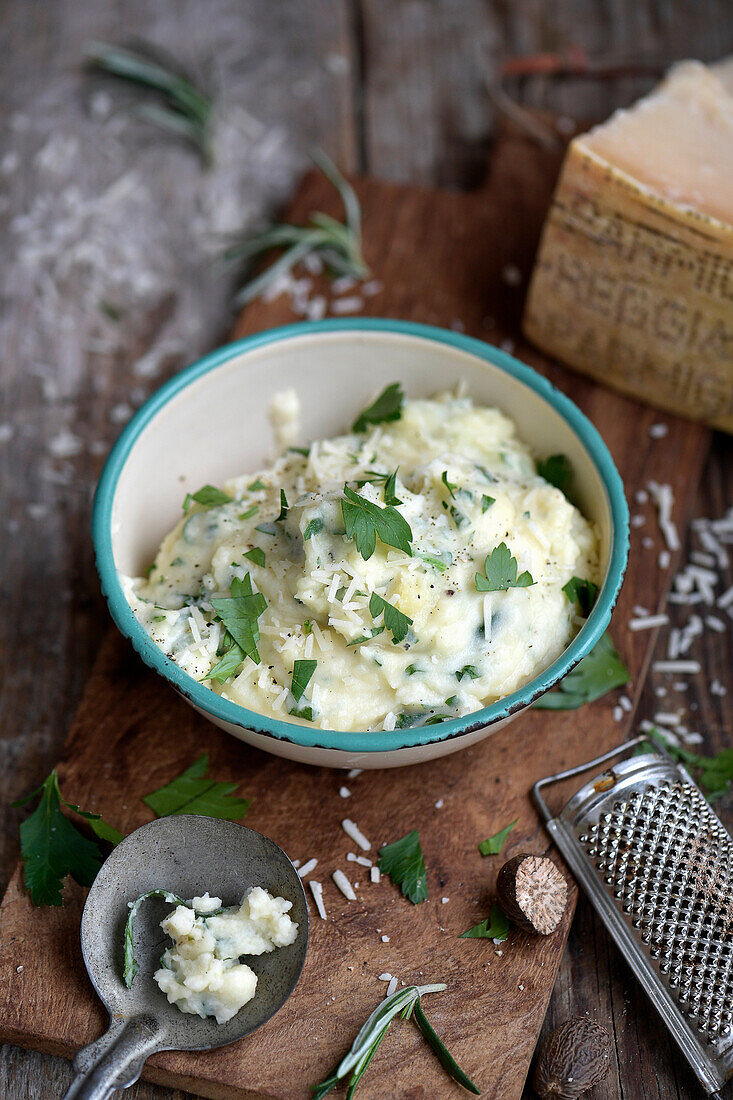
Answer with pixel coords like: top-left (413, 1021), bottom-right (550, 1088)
top-left (629, 614), bottom-right (669, 631)
top-left (339, 786), bottom-right (351, 798)
top-left (347, 769), bottom-right (363, 779)
top-left (342, 818), bottom-right (370, 851)
top-left (347, 853), bottom-right (372, 867)
top-left (370, 866), bottom-right (380, 884)
top-left (652, 660), bottom-right (701, 674)
top-left (332, 870), bottom-right (356, 901)
top-left (298, 858), bottom-right (318, 878)
top-left (435, 799), bottom-right (444, 809)
top-left (309, 880), bottom-right (327, 920)
top-left (647, 481), bottom-right (680, 552)
top-left (386, 976), bottom-right (399, 997)
top-left (381, 934), bottom-right (390, 943)
top-left (378, 972), bottom-right (392, 981)
top-left (649, 423), bottom-right (669, 439)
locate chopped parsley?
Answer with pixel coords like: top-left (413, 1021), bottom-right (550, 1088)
top-left (12, 771), bottom-right (122, 906)
top-left (416, 551), bottom-right (450, 573)
top-left (255, 521), bottom-right (278, 536)
top-left (244, 547), bottom-right (266, 567)
top-left (460, 904), bottom-right (510, 941)
top-left (303, 517), bottom-right (324, 540)
top-left (289, 704), bottom-right (314, 722)
top-left (303, 619), bottom-right (314, 635)
top-left (534, 631), bottom-right (629, 709)
top-left (378, 829), bottom-right (428, 904)
top-left (481, 494), bottom-right (495, 513)
top-left (341, 485), bottom-right (412, 560)
top-left (369, 592), bottom-right (413, 644)
top-left (288, 445), bottom-right (310, 457)
top-left (383, 469), bottom-right (401, 506)
top-left (456, 665), bottom-right (480, 681)
top-left (210, 574), bottom-right (267, 667)
top-left (346, 626), bottom-right (385, 645)
top-left (406, 664), bottom-right (422, 676)
top-left (478, 818), bottom-right (518, 856)
top-left (352, 382), bottom-right (404, 433)
top-left (248, 478), bottom-right (266, 491)
top-left (182, 484), bottom-right (232, 512)
top-left (291, 659), bottom-right (317, 703)
top-left (475, 542), bottom-right (534, 592)
top-left (562, 576), bottom-right (599, 617)
top-left (441, 471), bottom-right (457, 499)
top-left (239, 505), bottom-right (258, 521)
top-left (275, 489), bottom-right (289, 522)
top-left (537, 453), bottom-right (572, 495)
top-left (142, 753), bottom-right (251, 820)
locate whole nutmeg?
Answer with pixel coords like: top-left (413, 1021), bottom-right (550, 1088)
top-left (496, 853), bottom-right (568, 935)
top-left (533, 1016), bottom-right (611, 1099)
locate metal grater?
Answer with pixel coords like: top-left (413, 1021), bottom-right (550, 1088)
top-left (533, 736), bottom-right (733, 1094)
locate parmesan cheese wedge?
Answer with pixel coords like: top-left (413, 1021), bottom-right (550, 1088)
top-left (523, 59), bottom-right (733, 433)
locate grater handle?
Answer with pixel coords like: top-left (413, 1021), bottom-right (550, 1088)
top-left (532, 735), bottom-right (648, 823)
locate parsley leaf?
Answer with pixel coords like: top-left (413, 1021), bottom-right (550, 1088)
top-left (478, 818), bottom-right (518, 856)
top-left (378, 830), bottom-right (428, 904)
top-left (341, 486), bottom-right (412, 560)
top-left (291, 659), bottom-right (317, 703)
top-left (303, 517), bottom-right (324, 540)
top-left (352, 383), bottom-right (404, 432)
top-left (142, 753), bottom-right (251, 819)
top-left (13, 770), bottom-right (121, 906)
top-left (346, 626), bottom-right (385, 645)
top-left (383, 469), bottom-right (402, 506)
top-left (460, 904), bottom-right (510, 941)
top-left (481, 494), bottom-right (495, 513)
top-left (210, 573), bottom-right (267, 666)
top-left (475, 542), bottom-right (534, 592)
top-left (537, 454), bottom-right (572, 495)
top-left (275, 488), bottom-right (289, 522)
top-left (416, 551), bottom-right (450, 572)
top-left (239, 505), bottom-right (258, 520)
top-left (244, 547), bottom-right (266, 567)
top-left (289, 704), bottom-right (314, 721)
top-left (562, 576), bottom-right (599, 617)
top-left (369, 592), bottom-right (413, 644)
top-left (456, 665), bottom-right (480, 681)
top-left (182, 484), bottom-right (232, 513)
top-left (441, 471), bottom-right (457, 500)
top-left (534, 631), bottom-right (629, 709)
top-left (248, 478), bottom-right (266, 491)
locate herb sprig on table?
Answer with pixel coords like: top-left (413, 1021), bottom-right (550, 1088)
top-left (378, 829), bottom-right (428, 904)
top-left (84, 39), bottom-right (214, 162)
top-left (225, 149), bottom-right (369, 306)
top-left (14, 755), bottom-right (250, 907)
top-left (460, 905), bottom-right (510, 942)
top-left (534, 631), bottom-right (629, 709)
top-left (313, 984), bottom-right (480, 1097)
top-left (478, 817), bottom-right (518, 856)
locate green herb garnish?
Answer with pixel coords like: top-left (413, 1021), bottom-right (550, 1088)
top-left (84, 40), bottom-right (214, 162)
top-left (378, 829), bottom-right (428, 904)
top-left (481, 494), bottom-right (495, 513)
top-left (441, 471), bottom-right (457, 499)
top-left (537, 453), bottom-right (572, 495)
top-left (241, 548), bottom-right (264, 568)
top-left (475, 542), bottom-right (534, 592)
top-left (12, 771), bottom-right (122, 907)
top-left (562, 576), bottom-right (599, 617)
top-left (227, 149), bottom-right (368, 306)
top-left (182, 484), bottom-right (232, 512)
top-left (416, 552), bottom-right (450, 573)
top-left (478, 818), bottom-right (518, 856)
top-left (383, 469), bottom-right (401, 506)
top-left (460, 904), bottom-right (510, 941)
top-left (289, 446), bottom-right (310, 457)
top-left (210, 573), bottom-right (267, 666)
top-left (369, 592), bottom-right (413, 644)
top-left (346, 627), bottom-right (385, 646)
top-left (303, 518), bottom-right (325, 540)
top-left (248, 479), bottom-right (266, 491)
top-left (342, 486), bottom-right (412, 560)
top-left (534, 631), bottom-right (629, 709)
top-left (289, 705), bottom-right (315, 722)
top-left (456, 665), bottom-right (480, 681)
top-left (291, 659), bottom-right (317, 703)
top-left (275, 489), bottom-right (289, 522)
top-left (313, 983), bottom-right (478, 1098)
top-left (142, 753), bottom-right (251, 820)
top-left (239, 505), bottom-right (258, 521)
top-left (352, 383), bottom-right (404, 433)
top-left (123, 889), bottom-right (184, 988)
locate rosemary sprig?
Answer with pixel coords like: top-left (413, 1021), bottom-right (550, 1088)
top-left (84, 40), bottom-right (213, 162)
top-left (313, 983), bottom-right (479, 1096)
top-left (226, 149), bottom-right (369, 306)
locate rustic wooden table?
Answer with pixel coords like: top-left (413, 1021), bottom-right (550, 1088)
top-left (1, 2), bottom-right (731, 1098)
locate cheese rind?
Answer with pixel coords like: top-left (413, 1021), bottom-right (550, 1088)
top-left (523, 58), bottom-right (733, 433)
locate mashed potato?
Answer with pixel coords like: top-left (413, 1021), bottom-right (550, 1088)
top-left (122, 388), bottom-right (600, 732)
top-left (153, 888), bottom-right (298, 1024)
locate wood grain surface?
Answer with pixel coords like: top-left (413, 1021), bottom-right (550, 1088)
top-left (1, 3), bottom-right (731, 1099)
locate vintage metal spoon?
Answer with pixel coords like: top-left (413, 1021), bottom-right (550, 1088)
top-left (64, 814), bottom-right (308, 1100)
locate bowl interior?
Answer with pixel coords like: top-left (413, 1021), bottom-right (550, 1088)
top-left (111, 327), bottom-right (614, 579)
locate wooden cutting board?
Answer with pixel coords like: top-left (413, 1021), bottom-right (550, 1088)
top-left (0, 126), bottom-right (711, 1100)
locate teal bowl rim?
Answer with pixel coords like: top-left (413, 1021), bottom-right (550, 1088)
top-left (93, 318), bottom-right (629, 754)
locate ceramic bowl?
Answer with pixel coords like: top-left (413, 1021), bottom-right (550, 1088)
top-left (93, 319), bottom-right (629, 769)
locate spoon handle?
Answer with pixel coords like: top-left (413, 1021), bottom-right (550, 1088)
top-left (64, 1015), bottom-right (165, 1100)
